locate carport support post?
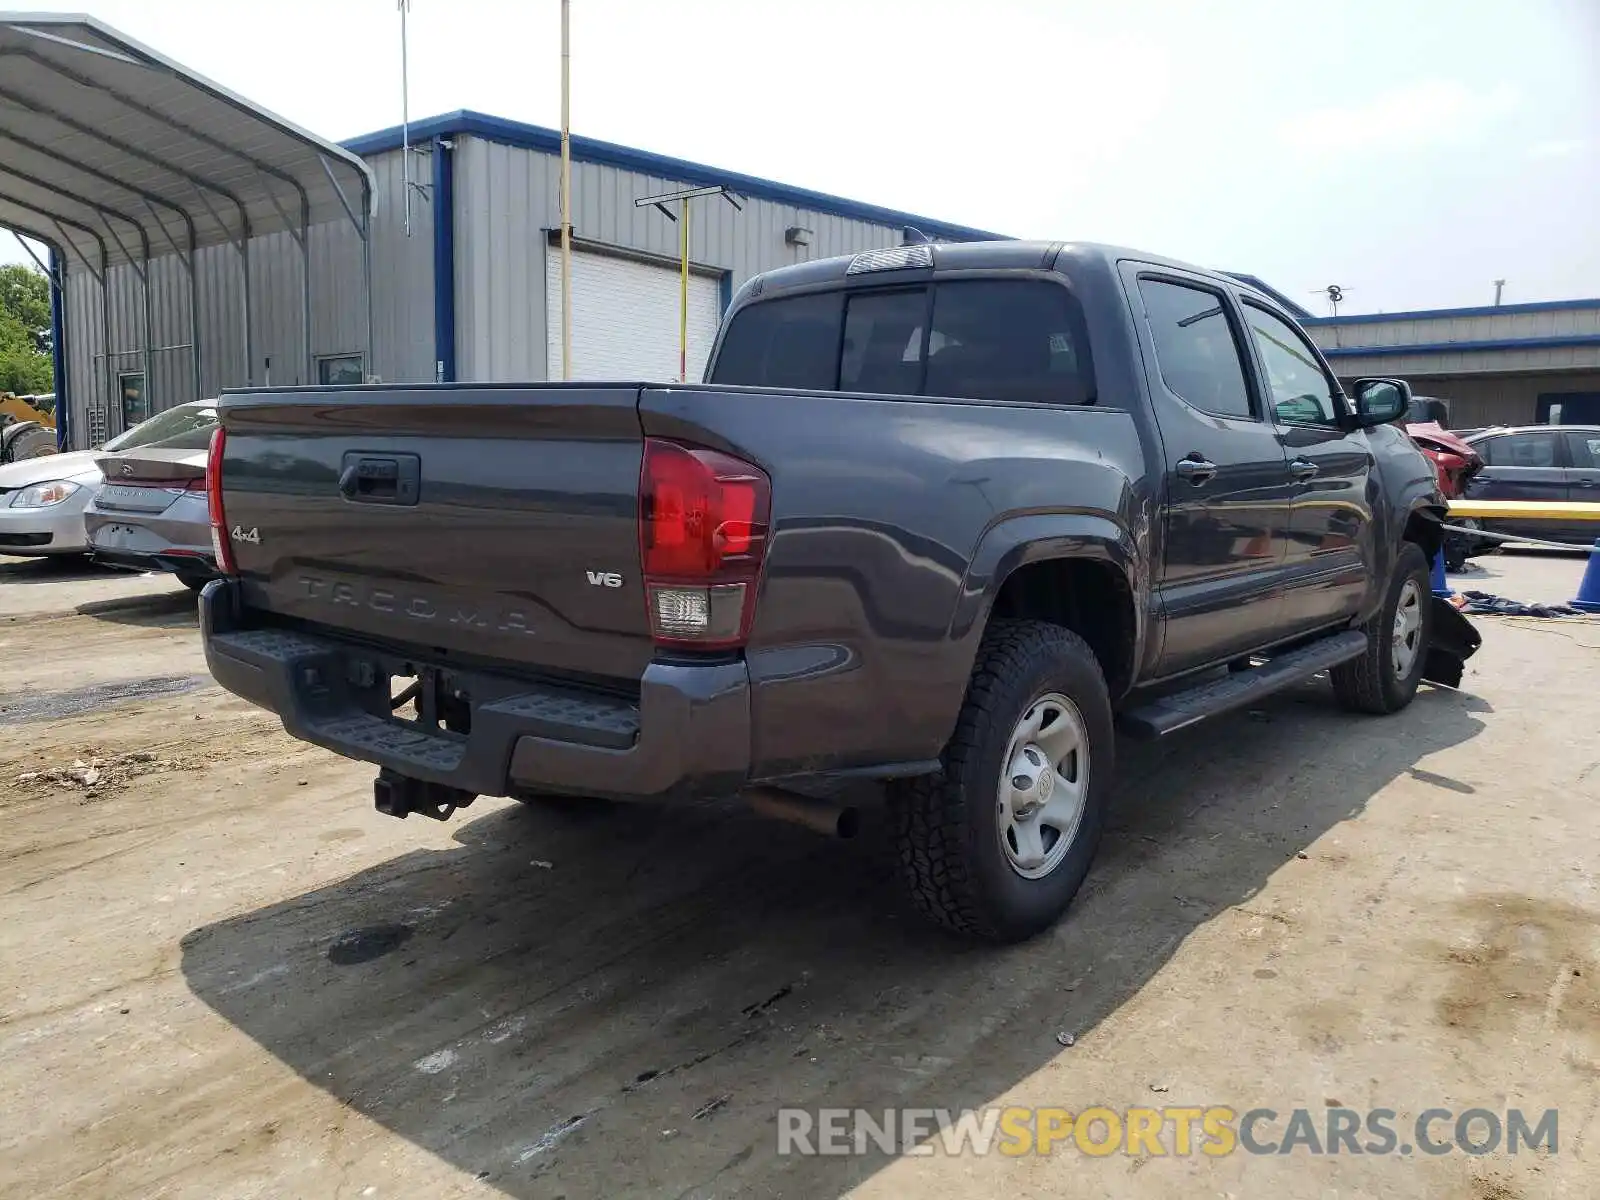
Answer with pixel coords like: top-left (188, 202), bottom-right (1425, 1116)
top-left (301, 201), bottom-right (312, 385)
top-left (241, 219), bottom-right (254, 387)
top-left (98, 253), bottom-right (109, 445)
top-left (362, 199), bottom-right (374, 381)
top-left (187, 228), bottom-right (201, 400)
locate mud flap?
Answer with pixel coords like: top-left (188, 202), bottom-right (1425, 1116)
top-left (1422, 597), bottom-right (1482, 689)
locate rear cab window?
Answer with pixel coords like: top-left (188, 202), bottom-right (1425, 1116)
top-left (711, 278), bottom-right (1096, 406)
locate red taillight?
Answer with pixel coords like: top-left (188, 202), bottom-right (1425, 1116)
top-left (206, 426), bottom-right (236, 575)
top-left (639, 438), bottom-right (771, 648)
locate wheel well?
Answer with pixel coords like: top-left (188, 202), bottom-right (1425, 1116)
top-left (989, 558), bottom-right (1135, 696)
top-left (1403, 507), bottom-right (1443, 562)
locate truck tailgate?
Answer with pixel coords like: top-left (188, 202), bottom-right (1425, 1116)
top-left (216, 386), bottom-right (652, 682)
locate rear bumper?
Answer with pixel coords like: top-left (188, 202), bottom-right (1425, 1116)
top-left (85, 493), bottom-right (211, 572)
top-left (200, 578), bottom-right (751, 800)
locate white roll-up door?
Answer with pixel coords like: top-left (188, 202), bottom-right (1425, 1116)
top-left (546, 248), bottom-right (723, 382)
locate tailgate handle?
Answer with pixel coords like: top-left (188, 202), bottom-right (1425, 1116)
top-left (338, 452), bottom-right (421, 506)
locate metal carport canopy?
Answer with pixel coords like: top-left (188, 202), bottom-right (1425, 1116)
top-left (0, 11), bottom-right (375, 412)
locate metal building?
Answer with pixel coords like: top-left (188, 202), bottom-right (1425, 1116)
top-left (340, 111), bottom-right (1003, 388)
top-left (1300, 299), bottom-right (1600, 428)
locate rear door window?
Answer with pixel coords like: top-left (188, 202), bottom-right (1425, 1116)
top-left (924, 280), bottom-right (1096, 405)
top-left (1483, 432), bottom-right (1560, 467)
top-left (1136, 279), bottom-right (1254, 419)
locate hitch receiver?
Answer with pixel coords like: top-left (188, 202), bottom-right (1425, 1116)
top-left (373, 768), bottom-right (477, 821)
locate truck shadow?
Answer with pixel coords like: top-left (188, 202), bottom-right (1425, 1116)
top-left (181, 680), bottom-right (1489, 1199)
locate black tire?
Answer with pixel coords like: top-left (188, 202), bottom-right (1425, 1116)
top-left (887, 619), bottom-right (1115, 942)
top-left (2, 425), bottom-right (56, 462)
top-left (1331, 541), bottom-right (1432, 715)
top-left (175, 572), bottom-right (211, 592)
top-left (1443, 531), bottom-right (1469, 572)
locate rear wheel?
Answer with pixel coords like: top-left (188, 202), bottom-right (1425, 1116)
top-left (888, 620), bottom-right (1114, 942)
top-left (175, 571), bottom-right (211, 592)
top-left (1331, 541), bottom-right (1432, 715)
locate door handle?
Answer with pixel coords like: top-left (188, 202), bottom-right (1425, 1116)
top-left (1576, 479), bottom-right (1599, 488)
top-left (1175, 456), bottom-right (1217, 485)
top-left (1289, 458), bottom-right (1319, 480)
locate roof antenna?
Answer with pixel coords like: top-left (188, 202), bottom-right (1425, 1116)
top-left (902, 225), bottom-right (932, 246)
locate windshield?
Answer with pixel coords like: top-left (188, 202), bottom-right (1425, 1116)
top-left (103, 402), bottom-right (219, 452)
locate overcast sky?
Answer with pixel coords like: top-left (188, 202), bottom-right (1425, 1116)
top-left (3, 0), bottom-right (1597, 314)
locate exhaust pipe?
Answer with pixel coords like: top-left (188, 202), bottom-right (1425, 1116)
top-left (745, 786), bottom-right (860, 839)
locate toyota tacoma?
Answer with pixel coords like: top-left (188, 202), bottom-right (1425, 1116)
top-left (199, 241), bottom-right (1479, 942)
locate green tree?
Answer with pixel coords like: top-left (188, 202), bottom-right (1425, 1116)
top-left (0, 262), bottom-right (54, 395)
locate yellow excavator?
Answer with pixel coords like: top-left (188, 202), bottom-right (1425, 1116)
top-left (0, 391), bottom-right (57, 462)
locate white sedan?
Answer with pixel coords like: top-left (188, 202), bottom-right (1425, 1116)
top-left (0, 450), bottom-right (102, 555)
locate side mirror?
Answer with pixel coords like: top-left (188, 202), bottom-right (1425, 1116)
top-left (1351, 377), bottom-right (1412, 427)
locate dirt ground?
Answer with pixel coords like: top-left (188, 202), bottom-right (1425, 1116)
top-left (2, 551), bottom-right (1598, 1200)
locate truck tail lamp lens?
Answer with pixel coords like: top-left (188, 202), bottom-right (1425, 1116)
top-left (206, 426), bottom-right (236, 575)
top-left (639, 438), bottom-right (771, 648)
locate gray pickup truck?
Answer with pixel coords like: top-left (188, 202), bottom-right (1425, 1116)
top-left (200, 241), bottom-right (1479, 942)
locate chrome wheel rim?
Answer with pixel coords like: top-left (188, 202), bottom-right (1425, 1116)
top-left (996, 692), bottom-right (1089, 880)
top-left (1392, 578), bottom-right (1423, 679)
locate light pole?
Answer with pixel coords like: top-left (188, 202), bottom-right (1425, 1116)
top-left (635, 184), bottom-right (742, 381)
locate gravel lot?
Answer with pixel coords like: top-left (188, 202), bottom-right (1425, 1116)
top-left (2, 550), bottom-right (1598, 1200)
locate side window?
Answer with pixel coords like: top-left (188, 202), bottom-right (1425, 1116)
top-left (840, 290), bottom-right (926, 395)
top-left (1241, 303), bottom-right (1339, 426)
top-left (709, 292), bottom-right (843, 389)
top-left (923, 280), bottom-right (1096, 405)
top-left (1136, 279), bottom-right (1253, 419)
top-left (1492, 433), bottom-right (1560, 468)
top-left (1561, 431), bottom-right (1600, 469)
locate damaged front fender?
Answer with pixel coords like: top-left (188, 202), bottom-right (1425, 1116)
top-left (1423, 597), bottom-right (1482, 689)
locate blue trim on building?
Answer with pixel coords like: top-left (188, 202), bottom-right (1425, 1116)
top-left (719, 271), bottom-right (733, 315)
top-left (1321, 333), bottom-right (1600, 358)
top-left (47, 244), bottom-right (68, 451)
top-left (1221, 272), bottom-right (1314, 320)
top-left (430, 136), bottom-right (456, 382)
top-left (1303, 297), bottom-right (1600, 327)
top-left (344, 110), bottom-right (1007, 244)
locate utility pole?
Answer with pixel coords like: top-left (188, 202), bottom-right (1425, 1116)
top-left (1493, 279), bottom-right (1506, 306)
top-left (559, 0), bottom-right (573, 379)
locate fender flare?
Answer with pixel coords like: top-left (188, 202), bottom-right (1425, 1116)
top-left (948, 511), bottom-right (1147, 683)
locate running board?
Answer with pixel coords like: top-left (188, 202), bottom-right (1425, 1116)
top-left (1117, 630), bottom-right (1369, 740)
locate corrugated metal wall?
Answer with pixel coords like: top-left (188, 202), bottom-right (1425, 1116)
top-left (1312, 305), bottom-right (1600, 351)
top-left (60, 146), bottom-right (434, 446)
top-left (1309, 306), bottom-right (1600, 379)
top-left (452, 137), bottom-right (939, 382)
